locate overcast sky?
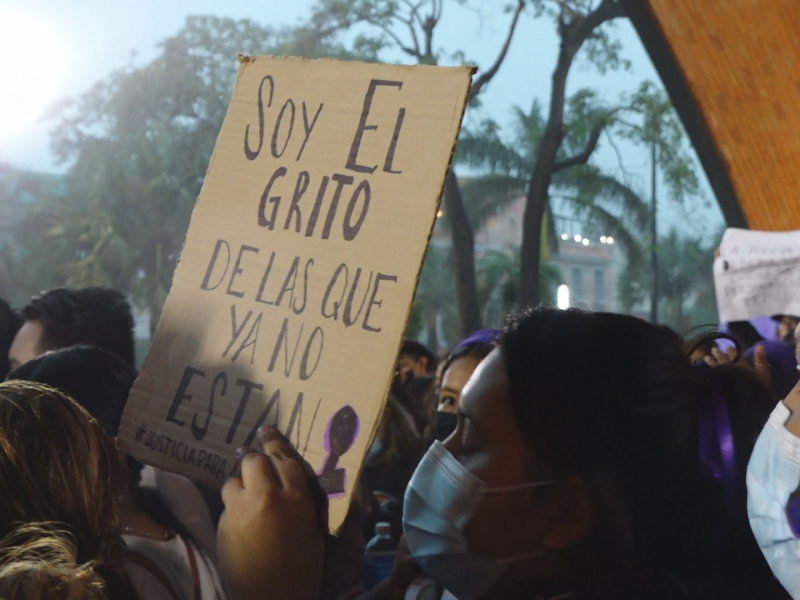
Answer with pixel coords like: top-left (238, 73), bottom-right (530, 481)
top-left (0, 0), bottom-right (724, 236)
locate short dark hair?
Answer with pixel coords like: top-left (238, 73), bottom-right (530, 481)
top-left (0, 298), bottom-right (22, 380)
top-left (399, 339), bottom-right (437, 372)
top-left (22, 288), bottom-right (135, 365)
top-left (9, 345), bottom-right (136, 437)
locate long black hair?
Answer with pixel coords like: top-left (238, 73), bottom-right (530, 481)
top-left (500, 307), bottom-right (786, 599)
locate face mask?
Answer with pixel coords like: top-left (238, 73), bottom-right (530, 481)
top-left (434, 412), bottom-right (458, 441)
top-left (403, 441), bottom-right (550, 600)
top-left (746, 401), bottom-right (800, 597)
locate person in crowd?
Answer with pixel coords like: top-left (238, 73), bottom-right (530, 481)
top-left (742, 340), bottom-right (800, 401)
top-left (10, 345), bottom-right (225, 600)
top-left (434, 330), bottom-right (499, 441)
top-left (402, 374), bottom-right (437, 441)
top-left (747, 321), bottom-right (800, 598)
top-left (773, 314), bottom-right (800, 344)
top-left (0, 298), bottom-right (21, 380)
top-left (397, 340), bottom-right (437, 381)
top-left (725, 319), bottom-right (767, 351)
top-left (8, 287), bottom-right (135, 371)
top-left (220, 307), bottom-right (788, 600)
top-left (361, 387), bottom-right (428, 536)
top-left (0, 380), bottom-right (137, 599)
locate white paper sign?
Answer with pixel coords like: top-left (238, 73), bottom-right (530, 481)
top-left (714, 228), bottom-right (800, 321)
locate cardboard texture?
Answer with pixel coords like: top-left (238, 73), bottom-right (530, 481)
top-left (714, 228), bottom-right (800, 322)
top-left (118, 56), bottom-right (472, 530)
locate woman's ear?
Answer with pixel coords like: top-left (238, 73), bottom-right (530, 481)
top-left (539, 476), bottom-right (595, 551)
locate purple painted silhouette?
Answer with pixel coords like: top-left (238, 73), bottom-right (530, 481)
top-left (317, 405), bottom-right (360, 496)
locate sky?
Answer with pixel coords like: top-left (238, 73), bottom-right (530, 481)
top-left (0, 0), bottom-right (724, 237)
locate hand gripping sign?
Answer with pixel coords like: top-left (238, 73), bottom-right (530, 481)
top-left (117, 56), bottom-right (472, 531)
top-left (714, 228), bottom-right (800, 323)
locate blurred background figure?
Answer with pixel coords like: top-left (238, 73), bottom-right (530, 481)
top-left (397, 340), bottom-right (437, 381)
top-left (773, 314), bottom-right (800, 344)
top-left (0, 299), bottom-right (21, 381)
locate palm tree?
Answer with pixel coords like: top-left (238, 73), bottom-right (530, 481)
top-left (453, 101), bottom-right (649, 312)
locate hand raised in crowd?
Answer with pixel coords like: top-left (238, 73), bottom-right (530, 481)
top-left (705, 344), bottom-right (773, 391)
top-left (218, 426), bottom-right (327, 600)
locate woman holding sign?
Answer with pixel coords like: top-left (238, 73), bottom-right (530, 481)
top-left (219, 307), bottom-right (786, 600)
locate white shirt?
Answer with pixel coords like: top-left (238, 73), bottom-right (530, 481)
top-left (124, 533), bottom-right (226, 600)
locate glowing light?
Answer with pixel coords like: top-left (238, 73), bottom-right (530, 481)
top-left (436, 210), bottom-right (444, 218)
top-left (561, 233), bottom-right (568, 241)
top-left (574, 234), bottom-right (582, 243)
top-left (0, 9), bottom-right (68, 138)
top-left (606, 236), bottom-right (614, 244)
top-left (582, 238), bottom-right (589, 246)
top-left (600, 236), bottom-right (607, 243)
top-left (557, 285), bottom-right (570, 310)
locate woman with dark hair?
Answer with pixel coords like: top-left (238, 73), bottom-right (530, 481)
top-left (227, 307), bottom-right (788, 600)
top-left (10, 346), bottom-right (225, 600)
top-left (433, 330), bottom-right (499, 442)
top-left (0, 381), bottom-right (137, 599)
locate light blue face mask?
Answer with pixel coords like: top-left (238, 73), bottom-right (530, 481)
top-left (403, 441), bottom-right (550, 600)
top-left (747, 401), bottom-right (800, 598)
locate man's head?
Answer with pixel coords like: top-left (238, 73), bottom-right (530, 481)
top-left (397, 339), bottom-right (437, 379)
top-left (8, 287), bottom-right (135, 371)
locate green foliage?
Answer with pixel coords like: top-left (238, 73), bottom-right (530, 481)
top-left (477, 248), bottom-right (560, 326)
top-left (3, 16), bottom-right (376, 328)
top-left (411, 243), bottom-right (460, 351)
top-left (618, 227), bottom-right (722, 330)
top-left (455, 97), bottom-right (650, 265)
top-left (615, 81), bottom-right (703, 206)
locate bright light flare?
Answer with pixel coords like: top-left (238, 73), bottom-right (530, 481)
top-left (582, 238), bottom-right (589, 246)
top-left (0, 9), bottom-right (68, 138)
top-left (557, 285), bottom-right (570, 310)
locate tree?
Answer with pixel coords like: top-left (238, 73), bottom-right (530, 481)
top-left (303, 0), bottom-right (526, 336)
top-left (517, 0), bottom-right (701, 306)
top-left (39, 16), bottom-right (376, 330)
top-left (455, 99), bottom-right (651, 288)
top-left (619, 227), bottom-right (720, 331)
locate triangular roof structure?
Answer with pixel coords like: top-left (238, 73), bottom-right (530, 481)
top-left (621, 0), bottom-right (800, 231)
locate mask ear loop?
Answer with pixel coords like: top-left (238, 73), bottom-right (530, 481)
top-left (482, 480), bottom-right (553, 494)
top-left (693, 363), bottom-right (736, 542)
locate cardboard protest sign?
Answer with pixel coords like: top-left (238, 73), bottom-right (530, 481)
top-left (714, 228), bottom-right (800, 322)
top-left (118, 56), bottom-right (472, 530)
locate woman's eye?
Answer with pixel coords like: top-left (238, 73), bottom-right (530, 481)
top-left (440, 395), bottom-right (457, 407)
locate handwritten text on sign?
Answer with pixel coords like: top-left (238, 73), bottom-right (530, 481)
top-left (117, 56), bottom-right (472, 530)
top-left (714, 228), bottom-right (800, 322)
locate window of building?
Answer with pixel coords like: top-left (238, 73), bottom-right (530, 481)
top-left (571, 267), bottom-right (584, 302)
top-left (594, 269), bottom-right (606, 306)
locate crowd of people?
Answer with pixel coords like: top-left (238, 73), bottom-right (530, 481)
top-left (3, 287), bottom-right (800, 598)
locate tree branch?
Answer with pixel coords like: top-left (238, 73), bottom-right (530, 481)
top-left (468, 0), bottom-right (525, 101)
top-left (570, 0), bottom-right (625, 47)
top-left (373, 22), bottom-right (420, 58)
top-left (552, 122), bottom-right (604, 171)
top-left (397, 0), bottom-right (424, 57)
